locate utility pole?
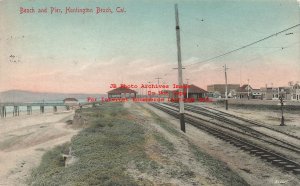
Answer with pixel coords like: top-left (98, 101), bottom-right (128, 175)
top-left (224, 64), bottom-right (229, 110)
top-left (175, 4), bottom-right (185, 132)
top-left (186, 78), bottom-right (189, 99)
top-left (247, 79), bottom-right (250, 100)
top-left (147, 81), bottom-right (151, 98)
top-left (155, 77), bottom-right (162, 98)
top-left (155, 76), bottom-right (162, 85)
top-left (279, 96), bottom-right (285, 126)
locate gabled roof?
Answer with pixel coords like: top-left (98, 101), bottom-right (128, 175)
top-left (63, 98), bottom-right (78, 101)
top-left (180, 84), bottom-right (207, 93)
top-left (239, 84), bottom-right (252, 92)
top-left (252, 89), bottom-right (260, 91)
top-left (293, 84), bottom-right (300, 89)
top-left (107, 87), bottom-right (137, 94)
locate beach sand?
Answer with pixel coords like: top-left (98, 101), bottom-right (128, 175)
top-left (0, 111), bottom-right (78, 186)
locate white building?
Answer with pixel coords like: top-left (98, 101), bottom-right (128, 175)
top-left (291, 84), bottom-right (300, 101)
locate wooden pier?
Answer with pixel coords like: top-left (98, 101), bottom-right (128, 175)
top-left (0, 102), bottom-right (68, 118)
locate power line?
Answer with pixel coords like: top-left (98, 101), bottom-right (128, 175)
top-left (161, 41), bottom-right (298, 81)
top-left (185, 23), bottom-right (300, 68)
top-left (159, 25), bottom-right (299, 83)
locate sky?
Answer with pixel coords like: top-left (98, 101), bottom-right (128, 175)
top-left (0, 0), bottom-right (299, 94)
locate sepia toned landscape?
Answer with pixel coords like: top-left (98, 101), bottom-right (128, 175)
top-left (1, 0), bottom-right (300, 185)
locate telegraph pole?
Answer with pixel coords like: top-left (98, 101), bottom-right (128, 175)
top-left (279, 96), bottom-right (285, 126)
top-left (155, 77), bottom-right (162, 98)
top-left (147, 81), bottom-right (151, 98)
top-left (186, 78), bottom-right (189, 99)
top-left (247, 79), bottom-right (250, 100)
top-left (155, 76), bottom-right (162, 85)
top-left (224, 64), bottom-right (229, 110)
top-left (175, 4), bottom-right (185, 132)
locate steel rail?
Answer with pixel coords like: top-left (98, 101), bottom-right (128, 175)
top-left (149, 103), bottom-right (300, 175)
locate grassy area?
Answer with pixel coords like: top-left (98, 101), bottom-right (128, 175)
top-left (28, 102), bottom-right (249, 185)
top-left (141, 104), bottom-right (249, 186)
top-left (143, 106), bottom-right (181, 137)
top-left (188, 143), bottom-right (249, 186)
top-left (153, 133), bottom-right (175, 152)
top-left (28, 103), bottom-right (155, 185)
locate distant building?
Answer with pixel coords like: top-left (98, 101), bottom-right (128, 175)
top-left (183, 84), bottom-right (208, 99)
top-left (159, 90), bottom-right (173, 98)
top-left (168, 84), bottom-right (207, 102)
top-left (260, 86), bottom-right (293, 101)
top-left (291, 83), bottom-right (300, 101)
top-left (107, 87), bottom-right (137, 98)
top-left (63, 98), bottom-right (79, 105)
top-left (260, 87), bottom-right (272, 100)
top-left (207, 84), bottom-right (240, 98)
top-left (251, 89), bottom-right (263, 99)
top-left (260, 87), bottom-right (280, 100)
top-left (237, 84), bottom-right (253, 99)
top-left (278, 87), bottom-right (292, 100)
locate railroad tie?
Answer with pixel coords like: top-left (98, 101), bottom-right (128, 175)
top-left (249, 149), bottom-right (259, 154)
top-left (292, 169), bottom-right (300, 175)
top-left (150, 103), bottom-right (300, 175)
top-left (253, 151), bottom-right (264, 156)
top-left (277, 161), bottom-right (289, 167)
top-left (284, 165), bottom-right (297, 171)
top-left (271, 159), bottom-right (283, 165)
top-left (266, 157), bottom-right (277, 162)
top-left (234, 143), bottom-right (243, 147)
top-left (240, 146), bottom-right (252, 150)
top-left (260, 154), bottom-right (271, 159)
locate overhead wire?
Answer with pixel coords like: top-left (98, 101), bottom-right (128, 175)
top-left (184, 23), bottom-right (300, 68)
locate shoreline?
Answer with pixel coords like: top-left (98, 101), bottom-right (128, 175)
top-left (0, 110), bottom-right (79, 186)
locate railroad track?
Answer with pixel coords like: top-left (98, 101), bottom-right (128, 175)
top-left (149, 102), bottom-right (300, 175)
top-left (163, 102), bottom-right (300, 154)
top-left (201, 104), bottom-right (300, 140)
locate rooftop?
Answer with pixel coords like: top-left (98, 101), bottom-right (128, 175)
top-left (107, 87), bottom-right (137, 94)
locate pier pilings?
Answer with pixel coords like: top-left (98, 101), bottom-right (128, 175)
top-left (1, 106), bottom-right (6, 118)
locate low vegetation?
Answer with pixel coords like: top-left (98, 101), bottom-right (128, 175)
top-left (143, 105), bottom-right (249, 186)
top-left (28, 102), bottom-right (248, 185)
top-left (29, 103), bottom-right (151, 185)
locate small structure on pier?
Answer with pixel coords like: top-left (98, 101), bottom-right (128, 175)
top-left (107, 87), bottom-right (137, 98)
top-left (63, 98), bottom-right (79, 106)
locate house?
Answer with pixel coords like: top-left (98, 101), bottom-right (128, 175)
top-left (207, 84), bottom-right (240, 98)
top-left (237, 84), bottom-right (253, 99)
top-left (261, 87), bottom-right (290, 100)
top-left (63, 98), bottom-right (79, 105)
top-left (107, 87), bottom-right (137, 98)
top-left (271, 88), bottom-right (279, 100)
top-left (278, 87), bottom-right (292, 100)
top-left (291, 83), bottom-right (300, 101)
top-left (251, 89), bottom-right (262, 99)
top-left (260, 87), bottom-right (273, 100)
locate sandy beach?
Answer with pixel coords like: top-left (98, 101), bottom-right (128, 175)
top-left (0, 111), bottom-right (79, 186)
